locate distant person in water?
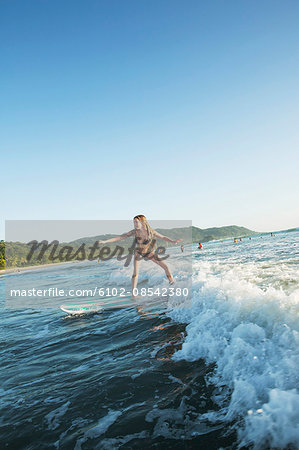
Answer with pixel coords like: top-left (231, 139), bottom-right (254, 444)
top-left (181, 245), bottom-right (184, 252)
top-left (97, 215), bottom-right (182, 295)
top-left (198, 242), bottom-right (203, 249)
top-left (240, 238), bottom-right (242, 241)
top-left (234, 238), bottom-right (238, 243)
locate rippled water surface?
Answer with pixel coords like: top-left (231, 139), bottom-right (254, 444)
top-left (1, 231), bottom-right (298, 449)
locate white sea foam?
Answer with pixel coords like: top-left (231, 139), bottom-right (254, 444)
top-left (45, 401), bottom-right (70, 430)
top-left (74, 403), bottom-right (147, 449)
top-left (100, 430), bottom-right (150, 449)
top-left (170, 236), bottom-right (299, 449)
top-left (145, 396), bottom-right (222, 439)
top-left (74, 410), bottom-right (122, 450)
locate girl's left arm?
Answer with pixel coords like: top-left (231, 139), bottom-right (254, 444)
top-left (153, 230), bottom-right (182, 245)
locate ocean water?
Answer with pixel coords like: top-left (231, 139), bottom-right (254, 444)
top-left (0, 231), bottom-right (298, 449)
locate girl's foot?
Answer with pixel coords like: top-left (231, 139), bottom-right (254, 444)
top-left (167, 274), bottom-right (175, 285)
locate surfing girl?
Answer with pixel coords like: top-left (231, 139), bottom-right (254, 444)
top-left (97, 215), bottom-right (182, 294)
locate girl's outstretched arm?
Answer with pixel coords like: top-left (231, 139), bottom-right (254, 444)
top-left (153, 230), bottom-right (182, 245)
top-left (97, 229), bottom-right (135, 245)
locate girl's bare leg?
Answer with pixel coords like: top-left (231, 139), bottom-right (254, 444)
top-left (147, 252), bottom-right (174, 284)
top-left (131, 255), bottom-right (140, 297)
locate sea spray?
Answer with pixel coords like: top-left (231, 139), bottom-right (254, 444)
top-left (170, 246), bottom-right (299, 449)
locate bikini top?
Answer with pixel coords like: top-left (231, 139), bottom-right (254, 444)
top-left (135, 223), bottom-right (155, 247)
top-left (135, 235), bottom-right (150, 245)
top-left (122, 228), bottom-right (154, 248)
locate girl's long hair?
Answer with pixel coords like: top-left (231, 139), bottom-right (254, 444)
top-left (134, 215), bottom-right (154, 241)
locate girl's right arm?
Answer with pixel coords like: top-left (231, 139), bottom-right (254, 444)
top-left (97, 229), bottom-right (135, 245)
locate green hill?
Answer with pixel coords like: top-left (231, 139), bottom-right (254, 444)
top-left (190, 225), bottom-right (255, 242)
top-left (69, 225), bottom-right (254, 247)
top-left (2, 225), bottom-right (256, 269)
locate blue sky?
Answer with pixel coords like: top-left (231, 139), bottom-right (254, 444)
top-left (1, 0), bottom-right (299, 238)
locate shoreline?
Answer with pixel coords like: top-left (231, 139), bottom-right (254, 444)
top-left (0, 260), bottom-right (81, 276)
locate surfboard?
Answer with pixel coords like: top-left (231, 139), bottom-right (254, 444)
top-left (60, 303), bottom-right (103, 315)
top-left (60, 295), bottom-right (135, 315)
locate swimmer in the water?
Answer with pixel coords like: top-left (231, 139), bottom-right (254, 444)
top-left (198, 242), bottom-right (203, 249)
